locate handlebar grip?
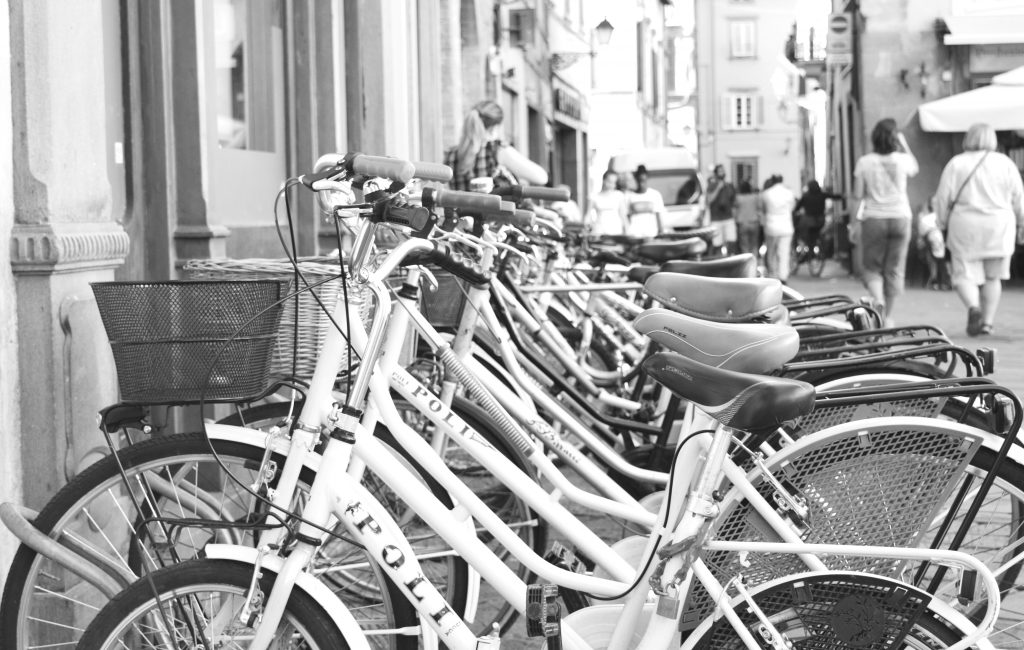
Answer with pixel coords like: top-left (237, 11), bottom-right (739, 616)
top-left (421, 188), bottom-right (503, 212)
top-left (411, 161), bottom-right (453, 183)
top-left (493, 185), bottom-right (571, 202)
top-left (510, 209), bottom-right (535, 229)
top-left (402, 243), bottom-right (489, 286)
top-left (429, 247), bottom-right (489, 286)
top-left (350, 154), bottom-right (416, 183)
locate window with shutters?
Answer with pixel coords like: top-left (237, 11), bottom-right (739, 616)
top-left (724, 93), bottom-right (758, 130)
top-left (729, 19), bottom-right (756, 58)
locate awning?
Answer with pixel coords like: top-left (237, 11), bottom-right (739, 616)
top-left (942, 15), bottom-right (1024, 45)
top-left (919, 64), bottom-right (1024, 132)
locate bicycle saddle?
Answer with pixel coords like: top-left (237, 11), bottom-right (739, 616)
top-left (643, 272), bottom-right (786, 323)
top-left (643, 351), bottom-right (815, 436)
top-left (588, 249), bottom-right (633, 267)
top-left (660, 253), bottom-right (757, 278)
top-left (633, 308), bottom-right (798, 374)
top-left (627, 265), bottom-right (660, 283)
top-left (634, 237), bottom-right (707, 263)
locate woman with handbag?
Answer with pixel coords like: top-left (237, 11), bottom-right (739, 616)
top-left (852, 118), bottom-right (920, 325)
top-left (935, 122), bottom-right (1024, 336)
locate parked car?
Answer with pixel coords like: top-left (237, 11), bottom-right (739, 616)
top-left (607, 147), bottom-right (707, 231)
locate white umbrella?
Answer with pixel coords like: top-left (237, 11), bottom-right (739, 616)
top-left (919, 64), bottom-right (1024, 132)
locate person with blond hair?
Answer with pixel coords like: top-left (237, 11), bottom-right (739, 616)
top-left (935, 122), bottom-right (1024, 336)
top-left (443, 100), bottom-right (547, 191)
top-left (852, 117), bottom-right (919, 325)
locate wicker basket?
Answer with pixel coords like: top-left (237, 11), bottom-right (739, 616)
top-left (91, 280), bottom-right (289, 404)
top-left (184, 258), bottom-right (357, 382)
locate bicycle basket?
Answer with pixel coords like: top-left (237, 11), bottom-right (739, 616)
top-left (419, 267), bottom-right (467, 329)
top-left (184, 258), bottom-right (355, 382)
top-left (91, 280), bottom-right (289, 404)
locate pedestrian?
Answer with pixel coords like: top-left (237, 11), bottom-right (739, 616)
top-left (759, 175), bottom-right (797, 283)
top-left (707, 164), bottom-right (738, 254)
top-left (793, 180), bottom-right (843, 250)
top-left (626, 165), bottom-right (666, 238)
top-left (734, 179), bottom-right (761, 261)
top-left (935, 122), bottom-right (1024, 336)
top-left (443, 100), bottom-right (547, 191)
top-left (915, 198), bottom-right (951, 290)
top-left (585, 170), bottom-right (629, 237)
top-left (852, 117), bottom-right (919, 326)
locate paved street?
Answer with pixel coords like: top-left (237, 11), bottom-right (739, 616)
top-left (787, 260), bottom-right (1024, 399)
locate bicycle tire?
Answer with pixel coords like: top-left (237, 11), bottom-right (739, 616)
top-left (928, 446), bottom-right (1024, 648)
top-left (0, 433), bottom-right (422, 650)
top-left (75, 558), bottom-right (356, 649)
top-left (808, 246), bottom-right (827, 277)
top-left (687, 572), bottom-right (966, 649)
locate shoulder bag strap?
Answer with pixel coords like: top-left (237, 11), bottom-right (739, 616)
top-left (949, 151), bottom-right (989, 213)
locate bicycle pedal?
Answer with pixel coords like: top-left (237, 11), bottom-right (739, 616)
top-left (543, 544), bottom-right (590, 612)
top-left (545, 542), bottom-right (586, 574)
top-left (525, 584), bottom-right (562, 648)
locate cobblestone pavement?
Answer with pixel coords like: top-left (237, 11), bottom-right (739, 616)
top-left (486, 260), bottom-right (1024, 648)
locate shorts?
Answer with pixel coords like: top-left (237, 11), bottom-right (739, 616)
top-left (711, 219), bottom-right (737, 243)
top-left (950, 256), bottom-right (1011, 284)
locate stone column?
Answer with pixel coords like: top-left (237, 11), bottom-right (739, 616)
top-left (8, 1), bottom-right (129, 508)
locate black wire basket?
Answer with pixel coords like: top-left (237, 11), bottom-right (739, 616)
top-left (419, 267), bottom-right (468, 330)
top-left (91, 280), bottom-right (290, 404)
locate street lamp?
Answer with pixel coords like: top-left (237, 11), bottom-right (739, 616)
top-left (550, 18), bottom-right (614, 72)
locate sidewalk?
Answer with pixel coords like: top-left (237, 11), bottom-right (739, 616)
top-left (786, 260), bottom-right (1024, 399)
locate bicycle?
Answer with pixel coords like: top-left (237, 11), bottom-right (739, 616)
top-left (73, 159), bottom-right (1006, 649)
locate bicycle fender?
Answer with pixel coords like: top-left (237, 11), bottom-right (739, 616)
top-left (204, 423), bottom-right (323, 472)
top-left (203, 544), bottom-right (376, 650)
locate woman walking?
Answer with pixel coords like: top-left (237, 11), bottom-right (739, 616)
top-left (852, 118), bottom-right (919, 325)
top-left (443, 100), bottom-right (547, 191)
top-left (586, 170), bottom-right (629, 237)
top-left (935, 122), bottom-right (1024, 336)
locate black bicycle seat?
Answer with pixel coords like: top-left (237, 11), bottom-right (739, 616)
top-left (643, 351), bottom-right (815, 437)
top-left (635, 237), bottom-right (707, 263)
top-left (660, 253), bottom-right (757, 279)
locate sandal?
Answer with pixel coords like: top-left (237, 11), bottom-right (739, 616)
top-left (967, 307), bottom-right (983, 336)
top-left (980, 323), bottom-right (994, 335)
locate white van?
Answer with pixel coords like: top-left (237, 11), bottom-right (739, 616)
top-left (607, 147), bottom-right (707, 231)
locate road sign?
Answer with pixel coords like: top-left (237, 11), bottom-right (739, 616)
top-left (827, 12), bottom-right (853, 57)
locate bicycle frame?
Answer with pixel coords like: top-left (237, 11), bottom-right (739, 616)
top-left (231, 228), bottom-right (999, 650)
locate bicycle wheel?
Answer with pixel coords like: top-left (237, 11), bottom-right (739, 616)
top-left (0, 433), bottom-right (421, 650)
top-left (920, 446), bottom-right (1024, 648)
top-left (688, 573), bottom-right (967, 649)
top-left (807, 245), bottom-right (827, 277)
top-left (75, 558), bottom-right (356, 649)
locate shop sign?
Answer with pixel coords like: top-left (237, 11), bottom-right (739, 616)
top-left (554, 87), bottom-right (582, 121)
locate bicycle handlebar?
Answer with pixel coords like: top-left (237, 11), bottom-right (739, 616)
top-left (492, 185), bottom-right (570, 202)
top-left (421, 188), bottom-right (504, 212)
top-left (403, 242), bottom-right (490, 286)
top-left (302, 153), bottom-right (417, 188)
top-left (410, 161), bottom-right (453, 183)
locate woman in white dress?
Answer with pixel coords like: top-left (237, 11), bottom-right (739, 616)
top-left (586, 170), bottom-right (629, 237)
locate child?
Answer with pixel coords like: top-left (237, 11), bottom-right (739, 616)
top-left (916, 200), bottom-right (951, 290)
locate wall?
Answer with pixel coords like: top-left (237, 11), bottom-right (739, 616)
top-left (857, 0), bottom-right (957, 213)
top-left (0, 0), bottom-right (22, 581)
top-left (696, 0), bottom-right (803, 190)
